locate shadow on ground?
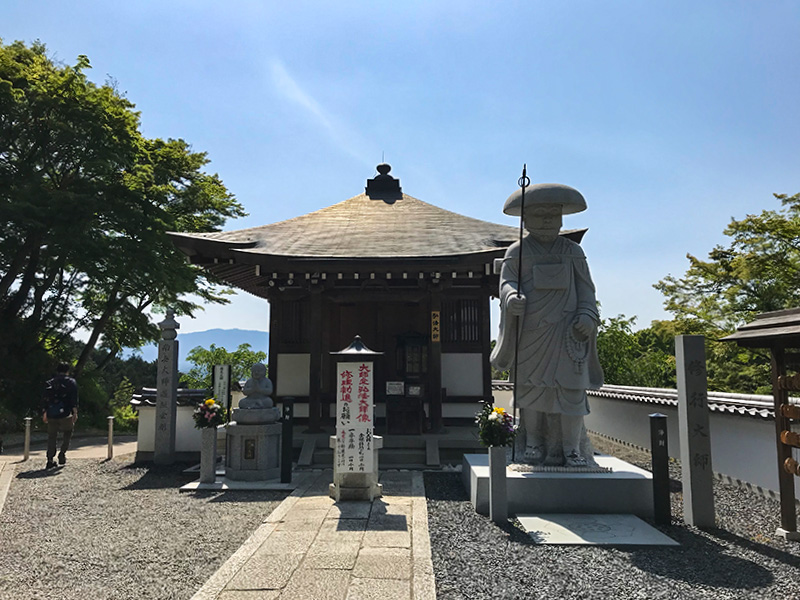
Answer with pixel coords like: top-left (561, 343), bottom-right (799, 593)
top-left (15, 467), bottom-right (64, 479)
top-left (627, 527), bottom-right (777, 590)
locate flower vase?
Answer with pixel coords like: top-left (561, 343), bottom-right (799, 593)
top-left (488, 445), bottom-right (508, 523)
top-left (200, 426), bottom-right (218, 484)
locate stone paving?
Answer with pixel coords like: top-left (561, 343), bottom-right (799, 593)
top-left (0, 438), bottom-right (437, 599)
top-left (192, 469), bottom-right (436, 600)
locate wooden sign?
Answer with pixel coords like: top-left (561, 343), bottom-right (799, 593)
top-left (335, 362), bottom-right (374, 473)
top-left (431, 310), bottom-right (441, 342)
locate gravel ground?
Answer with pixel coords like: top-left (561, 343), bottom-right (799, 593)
top-left (425, 435), bottom-right (800, 600)
top-left (0, 456), bottom-right (287, 600)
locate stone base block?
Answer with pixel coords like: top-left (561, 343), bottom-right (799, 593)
top-left (329, 482), bottom-right (384, 502)
top-left (463, 454), bottom-right (654, 518)
top-left (517, 514), bottom-right (678, 546)
top-left (226, 422), bottom-right (281, 481)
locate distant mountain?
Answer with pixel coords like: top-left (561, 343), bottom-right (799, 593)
top-left (123, 329), bottom-right (269, 372)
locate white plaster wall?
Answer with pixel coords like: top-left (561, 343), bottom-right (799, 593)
top-left (176, 407), bottom-right (202, 452)
top-left (136, 405), bottom-right (201, 452)
top-left (491, 387), bottom-right (513, 412)
top-left (443, 402), bottom-right (483, 419)
top-left (138, 407), bottom-right (154, 451)
top-left (585, 395), bottom-right (800, 498)
top-left (442, 353), bottom-right (484, 397)
top-left (277, 353), bottom-right (310, 396)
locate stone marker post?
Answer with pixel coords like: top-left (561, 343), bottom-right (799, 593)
top-left (329, 336), bottom-right (383, 502)
top-left (107, 416), bottom-right (115, 460)
top-left (23, 417), bottom-right (32, 461)
top-left (281, 398), bottom-right (294, 483)
top-left (676, 335), bottom-right (715, 527)
top-left (488, 445), bottom-right (508, 524)
top-left (200, 427), bottom-right (218, 484)
top-left (154, 310), bottom-right (179, 465)
top-left (649, 413), bottom-right (671, 525)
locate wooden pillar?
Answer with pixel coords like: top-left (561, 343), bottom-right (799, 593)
top-left (308, 287), bottom-right (323, 432)
top-left (481, 289), bottom-right (492, 401)
top-left (268, 295), bottom-right (278, 396)
top-left (320, 293), bottom-right (332, 426)
top-left (771, 345), bottom-right (798, 535)
top-left (429, 288), bottom-right (443, 432)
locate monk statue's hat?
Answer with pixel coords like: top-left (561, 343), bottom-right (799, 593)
top-left (503, 183), bottom-right (586, 216)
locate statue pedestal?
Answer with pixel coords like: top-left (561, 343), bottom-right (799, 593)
top-left (231, 407), bottom-right (279, 424)
top-left (225, 422), bottom-right (281, 481)
top-left (463, 453), bottom-right (654, 518)
top-left (328, 435), bottom-right (384, 501)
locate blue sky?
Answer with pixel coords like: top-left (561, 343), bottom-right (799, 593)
top-left (4, 1), bottom-right (799, 334)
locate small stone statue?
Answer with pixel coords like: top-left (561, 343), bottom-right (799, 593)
top-left (490, 183), bottom-right (604, 468)
top-left (240, 363), bottom-right (274, 409)
top-left (231, 363), bottom-right (279, 424)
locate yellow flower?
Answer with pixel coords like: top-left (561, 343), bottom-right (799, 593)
top-left (492, 407), bottom-right (505, 415)
top-left (205, 399), bottom-right (215, 406)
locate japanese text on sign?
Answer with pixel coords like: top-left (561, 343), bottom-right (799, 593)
top-left (336, 362), bottom-right (374, 472)
top-left (431, 310), bottom-right (441, 343)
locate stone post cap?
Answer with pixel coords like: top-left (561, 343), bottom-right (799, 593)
top-left (158, 309), bottom-right (180, 340)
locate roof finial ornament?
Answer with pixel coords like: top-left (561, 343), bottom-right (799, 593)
top-left (366, 163), bottom-right (402, 202)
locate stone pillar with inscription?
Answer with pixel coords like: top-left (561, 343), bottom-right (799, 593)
top-left (329, 336), bottom-right (384, 502)
top-left (154, 310), bottom-right (179, 465)
top-left (676, 335), bottom-right (715, 527)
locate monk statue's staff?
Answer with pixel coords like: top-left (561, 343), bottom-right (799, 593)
top-left (511, 164), bottom-right (530, 462)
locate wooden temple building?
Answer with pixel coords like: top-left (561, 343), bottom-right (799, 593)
top-left (169, 164), bottom-right (583, 435)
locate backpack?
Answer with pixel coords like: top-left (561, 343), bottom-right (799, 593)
top-left (45, 377), bottom-right (71, 419)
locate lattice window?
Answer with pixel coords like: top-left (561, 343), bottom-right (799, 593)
top-left (442, 298), bottom-right (480, 343)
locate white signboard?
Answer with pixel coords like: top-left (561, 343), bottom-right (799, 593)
top-left (336, 361), bottom-right (374, 473)
top-left (386, 381), bottom-right (404, 396)
top-left (213, 364), bottom-right (231, 408)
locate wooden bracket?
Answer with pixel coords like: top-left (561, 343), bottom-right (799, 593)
top-left (781, 404), bottom-right (800, 419)
top-left (784, 456), bottom-right (800, 477)
top-left (780, 429), bottom-right (800, 448)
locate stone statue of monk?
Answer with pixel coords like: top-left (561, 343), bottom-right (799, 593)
top-left (490, 183), bottom-right (603, 467)
top-left (240, 363), bottom-right (274, 409)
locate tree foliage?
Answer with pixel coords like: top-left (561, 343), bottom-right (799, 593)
top-left (181, 343), bottom-right (268, 390)
top-left (654, 193), bottom-right (800, 393)
top-left (596, 315), bottom-right (675, 388)
top-left (0, 40), bottom-right (245, 418)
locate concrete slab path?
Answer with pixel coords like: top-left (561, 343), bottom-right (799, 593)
top-left (191, 469), bottom-right (436, 600)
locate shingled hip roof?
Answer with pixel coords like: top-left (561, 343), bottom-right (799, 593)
top-left (170, 193), bottom-right (530, 259)
top-left (171, 193), bottom-right (591, 264)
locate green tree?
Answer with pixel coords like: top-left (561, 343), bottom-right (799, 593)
top-left (0, 40), bottom-right (245, 418)
top-left (596, 315), bottom-right (675, 388)
top-left (181, 343), bottom-right (268, 390)
top-left (654, 193), bottom-right (800, 393)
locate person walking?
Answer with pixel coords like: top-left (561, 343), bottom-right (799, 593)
top-left (42, 363), bottom-right (79, 469)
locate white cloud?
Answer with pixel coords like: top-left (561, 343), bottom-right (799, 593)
top-left (269, 58), bottom-right (373, 167)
